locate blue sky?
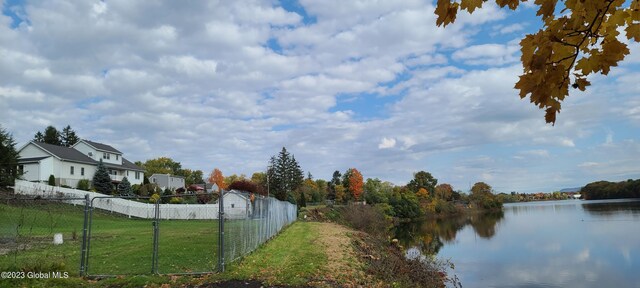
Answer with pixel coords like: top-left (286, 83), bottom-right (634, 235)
top-left (1, 0), bottom-right (639, 193)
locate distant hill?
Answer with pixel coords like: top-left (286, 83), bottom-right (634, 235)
top-left (559, 187), bottom-right (582, 193)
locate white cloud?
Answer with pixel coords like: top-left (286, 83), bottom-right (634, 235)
top-left (378, 137), bottom-right (396, 149)
top-left (452, 43), bottom-right (520, 66)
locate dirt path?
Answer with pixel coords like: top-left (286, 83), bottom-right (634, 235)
top-left (311, 222), bottom-right (369, 287)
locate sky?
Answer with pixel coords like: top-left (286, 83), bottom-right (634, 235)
top-left (1, 0), bottom-right (639, 193)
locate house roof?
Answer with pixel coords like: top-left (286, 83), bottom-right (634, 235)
top-left (82, 140), bottom-right (122, 154)
top-left (20, 141), bottom-right (144, 171)
top-left (150, 173), bottom-right (185, 179)
top-left (17, 156), bottom-right (50, 164)
top-left (104, 158), bottom-right (145, 172)
top-left (30, 141), bottom-right (96, 165)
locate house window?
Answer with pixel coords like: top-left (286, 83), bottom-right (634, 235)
top-left (135, 172), bottom-right (140, 180)
top-left (70, 166), bottom-right (74, 175)
top-left (231, 204), bottom-right (235, 208)
top-left (81, 167), bottom-right (85, 176)
top-left (18, 165), bottom-right (24, 174)
top-left (116, 155), bottom-right (119, 160)
top-left (103, 152), bottom-right (107, 159)
top-left (107, 154), bottom-right (110, 160)
top-left (127, 171), bottom-right (129, 176)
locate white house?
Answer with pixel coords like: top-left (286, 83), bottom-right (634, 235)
top-left (149, 173), bottom-right (185, 191)
top-left (17, 140), bottom-right (144, 188)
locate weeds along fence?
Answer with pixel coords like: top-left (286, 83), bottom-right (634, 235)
top-left (1, 180), bottom-right (297, 276)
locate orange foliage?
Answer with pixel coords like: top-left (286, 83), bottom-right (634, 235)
top-left (348, 168), bottom-right (364, 201)
top-left (208, 168), bottom-right (226, 192)
top-left (417, 187), bottom-right (430, 199)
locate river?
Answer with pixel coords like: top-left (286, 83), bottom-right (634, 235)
top-left (394, 199), bottom-right (640, 288)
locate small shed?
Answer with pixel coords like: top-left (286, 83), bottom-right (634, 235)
top-left (222, 190), bottom-right (252, 219)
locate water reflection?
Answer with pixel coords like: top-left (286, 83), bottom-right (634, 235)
top-left (394, 200), bottom-right (640, 288)
top-left (582, 199), bottom-right (640, 217)
top-left (394, 211), bottom-right (504, 256)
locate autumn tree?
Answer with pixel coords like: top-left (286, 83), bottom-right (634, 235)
top-left (470, 182), bottom-right (502, 210)
top-left (471, 182), bottom-right (492, 196)
top-left (348, 168), bottom-right (364, 201)
top-left (416, 187), bottom-right (430, 199)
top-left (224, 174), bottom-right (247, 188)
top-left (407, 171), bottom-right (438, 195)
top-left (228, 179), bottom-right (259, 194)
top-left (335, 184), bottom-right (346, 204)
top-left (208, 168), bottom-right (226, 192)
top-left (436, 0), bottom-right (640, 124)
top-left (435, 183), bottom-right (454, 201)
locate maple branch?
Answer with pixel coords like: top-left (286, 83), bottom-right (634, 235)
top-left (558, 0), bottom-right (615, 88)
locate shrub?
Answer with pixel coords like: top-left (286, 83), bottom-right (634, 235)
top-left (149, 193), bottom-right (160, 203)
top-left (338, 204), bottom-right (390, 236)
top-left (48, 175), bottom-right (56, 186)
top-left (196, 192), bottom-right (212, 204)
top-left (169, 197), bottom-right (183, 204)
top-left (76, 179), bottom-right (90, 191)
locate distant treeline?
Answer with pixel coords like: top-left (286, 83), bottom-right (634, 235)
top-left (581, 179), bottom-right (640, 200)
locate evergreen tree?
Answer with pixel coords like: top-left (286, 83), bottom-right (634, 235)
top-left (93, 160), bottom-right (113, 194)
top-left (0, 126), bottom-right (20, 187)
top-left (267, 147), bottom-right (304, 201)
top-left (43, 126), bottom-right (62, 146)
top-left (61, 125), bottom-right (79, 147)
top-left (118, 177), bottom-right (132, 196)
top-left (48, 175), bottom-right (56, 186)
top-left (327, 170), bottom-right (341, 200)
top-left (33, 131), bottom-right (44, 142)
top-left (299, 190), bottom-right (307, 207)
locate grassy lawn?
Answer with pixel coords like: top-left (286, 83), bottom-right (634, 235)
top-left (216, 221), bottom-right (327, 286)
top-left (0, 202), bottom-right (221, 276)
top-left (0, 202), bottom-right (373, 287)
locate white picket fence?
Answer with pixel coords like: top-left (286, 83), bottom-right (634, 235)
top-left (12, 180), bottom-right (238, 219)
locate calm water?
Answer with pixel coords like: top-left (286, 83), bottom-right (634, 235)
top-left (395, 199), bottom-right (640, 288)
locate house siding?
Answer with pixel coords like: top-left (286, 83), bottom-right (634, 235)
top-left (20, 144), bottom-right (50, 158)
top-left (74, 141), bottom-right (122, 165)
top-left (59, 161), bottom-right (96, 188)
top-left (21, 163), bottom-right (40, 181)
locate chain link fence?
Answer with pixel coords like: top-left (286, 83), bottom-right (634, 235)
top-left (1, 180), bottom-right (297, 277)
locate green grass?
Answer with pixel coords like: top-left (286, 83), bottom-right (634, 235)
top-left (0, 202), bottom-right (324, 287)
top-left (218, 221), bottom-right (327, 286)
top-left (0, 202), bottom-right (220, 276)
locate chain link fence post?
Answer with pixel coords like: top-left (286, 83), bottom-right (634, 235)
top-left (151, 198), bottom-right (160, 274)
top-left (218, 189), bottom-right (225, 272)
top-left (79, 193), bottom-right (90, 276)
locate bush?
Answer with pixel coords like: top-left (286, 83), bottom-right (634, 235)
top-left (76, 179), bottom-right (90, 191)
top-left (169, 197), bottom-right (183, 204)
top-left (48, 175), bottom-right (56, 186)
top-left (196, 192), bottom-right (212, 204)
top-left (338, 205), bottom-right (390, 236)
